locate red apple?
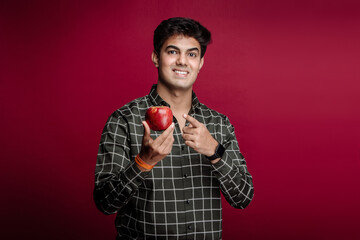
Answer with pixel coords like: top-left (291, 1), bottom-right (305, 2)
top-left (145, 106), bottom-right (173, 131)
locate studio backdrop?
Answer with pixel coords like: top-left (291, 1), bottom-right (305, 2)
top-left (1, 0), bottom-right (359, 239)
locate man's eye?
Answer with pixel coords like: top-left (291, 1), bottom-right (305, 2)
top-left (168, 50), bottom-right (177, 54)
top-left (189, 53), bottom-right (197, 57)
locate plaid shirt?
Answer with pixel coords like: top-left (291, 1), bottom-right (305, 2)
top-left (94, 85), bottom-right (254, 240)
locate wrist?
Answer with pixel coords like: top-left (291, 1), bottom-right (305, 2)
top-left (210, 158), bottom-right (221, 164)
top-left (135, 154), bottom-right (154, 172)
top-left (206, 143), bottom-right (225, 161)
top-left (205, 139), bottom-right (218, 157)
top-left (139, 153), bottom-right (155, 165)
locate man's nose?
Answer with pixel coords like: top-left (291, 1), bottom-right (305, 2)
top-left (176, 53), bottom-right (187, 66)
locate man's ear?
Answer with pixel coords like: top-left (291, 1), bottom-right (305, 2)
top-left (199, 57), bottom-right (204, 72)
top-left (152, 51), bottom-right (159, 68)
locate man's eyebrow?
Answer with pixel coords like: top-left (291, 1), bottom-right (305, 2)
top-left (187, 47), bottom-right (200, 52)
top-left (165, 45), bottom-right (180, 51)
top-left (165, 45), bottom-right (200, 52)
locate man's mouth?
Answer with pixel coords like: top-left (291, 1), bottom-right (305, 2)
top-left (174, 70), bottom-right (188, 74)
top-left (173, 69), bottom-right (189, 77)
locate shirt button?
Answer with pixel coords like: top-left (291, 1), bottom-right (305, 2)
top-left (188, 225), bottom-right (192, 230)
top-left (184, 173), bottom-right (188, 178)
top-left (181, 146), bottom-right (185, 151)
top-left (186, 199), bottom-right (191, 204)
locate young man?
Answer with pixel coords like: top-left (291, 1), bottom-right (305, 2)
top-left (94, 17), bottom-right (254, 239)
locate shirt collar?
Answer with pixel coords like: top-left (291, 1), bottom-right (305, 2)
top-left (148, 84), bottom-right (200, 110)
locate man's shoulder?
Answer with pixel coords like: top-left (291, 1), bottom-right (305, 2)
top-left (196, 102), bottom-right (229, 122)
top-left (109, 95), bottom-right (150, 120)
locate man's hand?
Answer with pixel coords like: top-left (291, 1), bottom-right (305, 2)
top-left (182, 114), bottom-right (218, 157)
top-left (139, 121), bottom-right (175, 169)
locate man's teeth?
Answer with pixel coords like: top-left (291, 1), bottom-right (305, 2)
top-left (175, 70), bottom-right (187, 74)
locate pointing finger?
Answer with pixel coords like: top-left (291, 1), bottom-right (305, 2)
top-left (183, 114), bottom-right (201, 128)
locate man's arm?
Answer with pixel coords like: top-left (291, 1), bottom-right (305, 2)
top-left (93, 113), bottom-right (146, 214)
top-left (94, 113), bottom-right (174, 214)
top-left (210, 118), bottom-right (254, 209)
top-left (182, 114), bottom-right (254, 209)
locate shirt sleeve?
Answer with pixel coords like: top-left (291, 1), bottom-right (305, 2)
top-left (211, 116), bottom-right (254, 209)
top-left (93, 113), bottom-right (149, 215)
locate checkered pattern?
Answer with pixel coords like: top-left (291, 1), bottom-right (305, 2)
top-left (94, 85), bottom-right (254, 240)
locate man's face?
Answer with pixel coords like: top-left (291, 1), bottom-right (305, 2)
top-left (152, 35), bottom-right (204, 91)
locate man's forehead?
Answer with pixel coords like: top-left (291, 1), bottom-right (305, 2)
top-left (162, 35), bottom-right (200, 50)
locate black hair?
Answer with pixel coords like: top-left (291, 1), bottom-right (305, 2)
top-left (153, 17), bottom-right (211, 58)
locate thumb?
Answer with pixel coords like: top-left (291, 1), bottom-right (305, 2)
top-left (142, 121), bottom-right (151, 139)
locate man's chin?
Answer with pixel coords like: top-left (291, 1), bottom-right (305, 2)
top-left (173, 83), bottom-right (194, 91)
top-left (160, 79), bottom-right (195, 91)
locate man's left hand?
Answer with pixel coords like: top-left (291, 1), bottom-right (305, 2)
top-left (182, 114), bottom-right (218, 157)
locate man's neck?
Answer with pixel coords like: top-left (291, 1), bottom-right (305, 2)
top-left (156, 83), bottom-right (192, 114)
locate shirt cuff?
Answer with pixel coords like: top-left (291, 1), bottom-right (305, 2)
top-left (123, 160), bottom-right (150, 191)
top-left (211, 152), bottom-right (234, 181)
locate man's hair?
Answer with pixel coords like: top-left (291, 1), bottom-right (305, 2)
top-left (153, 17), bottom-right (211, 58)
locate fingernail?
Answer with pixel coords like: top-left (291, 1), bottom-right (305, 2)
top-left (183, 114), bottom-right (187, 118)
top-left (171, 123), bottom-right (175, 128)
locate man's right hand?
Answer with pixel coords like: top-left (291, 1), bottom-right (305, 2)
top-left (138, 121), bottom-right (174, 170)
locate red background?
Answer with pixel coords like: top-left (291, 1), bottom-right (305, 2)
top-left (1, 0), bottom-right (359, 239)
